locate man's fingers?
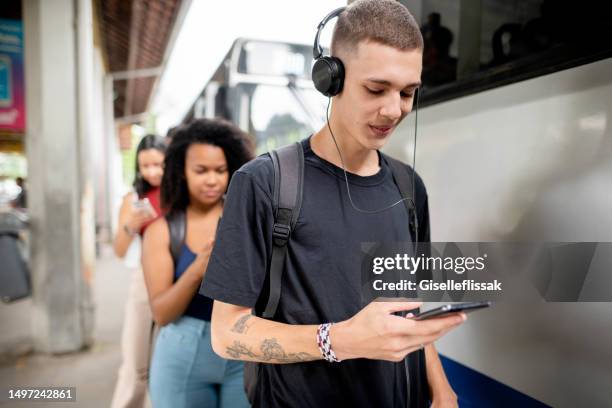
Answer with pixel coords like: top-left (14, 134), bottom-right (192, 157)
top-left (397, 312), bottom-right (465, 336)
top-left (419, 312), bottom-right (465, 334)
top-left (397, 331), bottom-right (449, 356)
top-left (413, 333), bottom-right (441, 347)
top-left (380, 301), bottom-right (423, 314)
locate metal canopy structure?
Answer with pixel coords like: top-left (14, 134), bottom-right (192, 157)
top-left (96, 0), bottom-right (187, 121)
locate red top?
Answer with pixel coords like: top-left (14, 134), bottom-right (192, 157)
top-left (139, 186), bottom-right (163, 236)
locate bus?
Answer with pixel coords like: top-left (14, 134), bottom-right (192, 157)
top-left (182, 38), bottom-right (327, 154)
top-left (184, 3), bottom-right (612, 403)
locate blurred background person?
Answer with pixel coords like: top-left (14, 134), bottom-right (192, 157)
top-left (421, 12), bottom-right (457, 87)
top-left (111, 134), bottom-right (166, 408)
top-left (164, 125), bottom-right (179, 146)
top-left (142, 119), bottom-right (253, 408)
top-left (10, 177), bottom-right (27, 209)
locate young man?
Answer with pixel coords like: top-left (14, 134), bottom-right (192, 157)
top-left (201, 1), bottom-right (463, 406)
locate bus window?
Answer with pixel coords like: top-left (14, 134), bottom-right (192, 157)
top-left (251, 85), bottom-right (326, 153)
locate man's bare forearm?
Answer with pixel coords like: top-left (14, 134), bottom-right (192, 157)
top-left (225, 336), bottom-right (316, 363)
top-left (212, 304), bottom-right (323, 364)
top-left (211, 300), bottom-right (465, 366)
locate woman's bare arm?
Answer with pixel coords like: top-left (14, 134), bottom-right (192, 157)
top-left (142, 218), bottom-right (213, 326)
top-left (113, 194), bottom-right (136, 258)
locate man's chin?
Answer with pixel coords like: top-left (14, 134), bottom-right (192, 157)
top-left (363, 126), bottom-right (395, 149)
top-left (362, 134), bottom-right (391, 150)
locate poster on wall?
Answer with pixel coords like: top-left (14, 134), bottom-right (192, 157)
top-left (0, 18), bottom-right (24, 134)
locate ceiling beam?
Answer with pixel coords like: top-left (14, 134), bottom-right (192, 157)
top-left (110, 66), bottom-right (163, 81)
top-left (123, 0), bottom-right (144, 117)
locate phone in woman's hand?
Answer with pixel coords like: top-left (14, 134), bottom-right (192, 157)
top-left (133, 198), bottom-right (156, 217)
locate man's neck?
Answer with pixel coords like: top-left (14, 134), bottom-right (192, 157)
top-left (311, 121), bottom-right (380, 177)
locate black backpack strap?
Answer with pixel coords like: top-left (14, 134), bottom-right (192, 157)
top-left (165, 211), bottom-right (186, 266)
top-left (383, 153), bottom-right (418, 241)
top-left (262, 142), bottom-right (304, 319)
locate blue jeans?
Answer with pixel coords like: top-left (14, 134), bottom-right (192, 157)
top-left (149, 316), bottom-right (250, 408)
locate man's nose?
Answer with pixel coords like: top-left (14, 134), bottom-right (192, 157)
top-left (379, 93), bottom-right (403, 120)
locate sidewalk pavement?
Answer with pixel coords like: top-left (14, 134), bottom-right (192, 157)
top-left (0, 245), bottom-right (132, 407)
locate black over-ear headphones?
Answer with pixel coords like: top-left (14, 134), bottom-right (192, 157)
top-left (312, 7), bottom-right (346, 97)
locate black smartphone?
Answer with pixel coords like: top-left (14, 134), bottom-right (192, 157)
top-left (413, 301), bottom-right (492, 320)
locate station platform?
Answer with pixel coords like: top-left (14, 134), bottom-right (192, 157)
top-left (0, 245), bottom-right (130, 407)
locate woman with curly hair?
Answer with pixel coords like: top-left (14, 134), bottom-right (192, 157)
top-left (142, 119), bottom-right (254, 407)
top-left (111, 134), bottom-right (166, 408)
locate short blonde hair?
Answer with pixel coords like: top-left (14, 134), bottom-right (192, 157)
top-left (331, 0), bottom-right (423, 57)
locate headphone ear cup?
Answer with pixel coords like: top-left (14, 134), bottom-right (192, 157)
top-left (312, 56), bottom-right (345, 97)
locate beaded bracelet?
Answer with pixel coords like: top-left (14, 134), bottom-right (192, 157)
top-left (316, 323), bottom-right (341, 363)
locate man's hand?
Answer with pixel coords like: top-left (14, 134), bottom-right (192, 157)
top-left (331, 301), bottom-right (465, 362)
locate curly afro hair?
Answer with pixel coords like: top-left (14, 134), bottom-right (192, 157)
top-left (161, 118), bottom-right (255, 215)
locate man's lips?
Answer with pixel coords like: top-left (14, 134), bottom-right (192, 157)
top-left (369, 124), bottom-right (394, 136)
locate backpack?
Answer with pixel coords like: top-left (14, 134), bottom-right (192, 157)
top-left (245, 142), bottom-right (430, 407)
top-left (166, 211), bottom-right (186, 266)
top-left (0, 212), bottom-right (30, 303)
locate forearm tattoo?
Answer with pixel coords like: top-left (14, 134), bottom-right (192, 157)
top-left (231, 315), bottom-right (252, 334)
top-left (225, 338), bottom-right (317, 363)
top-left (260, 338), bottom-right (315, 363)
top-left (226, 340), bottom-right (258, 359)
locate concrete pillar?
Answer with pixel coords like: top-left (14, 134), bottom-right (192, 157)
top-left (101, 75), bottom-right (115, 239)
top-left (23, 0), bottom-right (94, 353)
top-left (75, 0), bottom-right (97, 348)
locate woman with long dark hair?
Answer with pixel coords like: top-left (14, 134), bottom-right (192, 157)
top-left (111, 134), bottom-right (166, 408)
top-left (142, 119), bottom-right (253, 407)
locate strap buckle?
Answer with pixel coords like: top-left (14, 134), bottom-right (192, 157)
top-left (272, 223), bottom-right (291, 246)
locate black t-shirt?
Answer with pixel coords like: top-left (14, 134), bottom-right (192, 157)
top-left (201, 136), bottom-right (430, 408)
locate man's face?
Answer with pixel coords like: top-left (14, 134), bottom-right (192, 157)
top-left (334, 40), bottom-right (422, 151)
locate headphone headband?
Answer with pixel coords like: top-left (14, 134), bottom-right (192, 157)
top-left (313, 7), bottom-right (346, 59)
